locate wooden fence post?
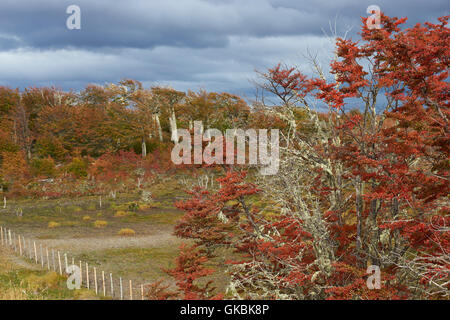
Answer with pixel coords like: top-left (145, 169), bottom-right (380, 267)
top-left (94, 267), bottom-right (98, 295)
top-left (129, 280), bottom-right (133, 300)
top-left (64, 253), bottom-right (68, 273)
top-left (18, 234), bottom-right (22, 256)
top-left (110, 273), bottom-right (114, 297)
top-left (40, 244), bottom-right (44, 268)
top-left (46, 248), bottom-right (50, 270)
top-left (33, 241), bottom-right (38, 264)
top-left (58, 251), bottom-right (62, 275)
top-left (86, 262), bottom-right (90, 290)
top-left (52, 249), bottom-right (56, 271)
top-left (79, 261), bottom-right (83, 287)
top-left (120, 277), bottom-right (123, 300)
top-left (102, 271), bottom-right (106, 296)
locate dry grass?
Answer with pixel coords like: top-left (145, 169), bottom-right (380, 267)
top-left (118, 228), bottom-right (136, 236)
top-left (48, 221), bottom-right (61, 229)
top-left (114, 210), bottom-right (131, 218)
top-left (0, 247), bottom-right (98, 300)
top-left (93, 220), bottom-right (108, 228)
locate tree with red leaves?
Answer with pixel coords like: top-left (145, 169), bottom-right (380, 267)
top-left (253, 13), bottom-right (449, 299)
top-left (172, 13), bottom-right (449, 300)
top-left (175, 170), bottom-right (260, 254)
top-left (144, 243), bottom-right (223, 300)
top-left (165, 243), bottom-right (223, 300)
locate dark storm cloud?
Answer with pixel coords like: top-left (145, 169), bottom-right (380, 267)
top-left (0, 0), bottom-right (326, 50)
top-left (0, 0), bottom-right (448, 94)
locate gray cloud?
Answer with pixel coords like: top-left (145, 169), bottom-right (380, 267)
top-left (0, 0), bottom-right (447, 94)
top-left (0, 0), bottom-right (327, 50)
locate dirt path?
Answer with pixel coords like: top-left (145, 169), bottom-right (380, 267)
top-left (38, 233), bottom-right (182, 253)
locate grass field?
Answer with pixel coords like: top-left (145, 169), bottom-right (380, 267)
top-left (0, 184), bottom-right (188, 298)
top-left (0, 246), bottom-right (100, 300)
top-left (0, 173), bottom-right (239, 299)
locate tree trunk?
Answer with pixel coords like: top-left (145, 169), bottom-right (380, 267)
top-left (355, 177), bottom-right (363, 264)
top-left (141, 138), bottom-right (147, 158)
top-left (368, 197), bottom-right (381, 266)
top-left (169, 109), bottom-right (178, 143)
top-left (153, 114), bottom-right (163, 142)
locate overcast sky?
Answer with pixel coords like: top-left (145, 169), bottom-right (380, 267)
top-left (0, 0), bottom-right (448, 97)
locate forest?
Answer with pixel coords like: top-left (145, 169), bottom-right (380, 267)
top-left (0, 13), bottom-right (449, 300)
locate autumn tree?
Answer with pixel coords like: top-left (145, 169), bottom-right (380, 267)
top-left (251, 13), bottom-right (449, 299)
top-left (151, 87), bottom-right (186, 143)
top-left (173, 13), bottom-right (449, 300)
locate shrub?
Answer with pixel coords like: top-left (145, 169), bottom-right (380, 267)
top-left (67, 157), bottom-right (88, 178)
top-left (131, 138), bottom-right (160, 155)
top-left (139, 203), bottom-right (152, 211)
top-left (30, 157), bottom-right (55, 177)
top-left (82, 215), bottom-right (91, 221)
top-left (118, 228), bottom-right (135, 236)
top-left (48, 221), bottom-right (61, 228)
top-left (25, 272), bottom-right (61, 291)
top-left (35, 135), bottom-right (67, 161)
top-left (93, 220), bottom-right (108, 228)
top-left (114, 210), bottom-right (129, 218)
top-left (128, 202), bottom-right (140, 212)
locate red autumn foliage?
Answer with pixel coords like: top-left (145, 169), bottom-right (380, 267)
top-left (170, 13), bottom-right (449, 300)
top-left (164, 244), bottom-right (223, 300)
